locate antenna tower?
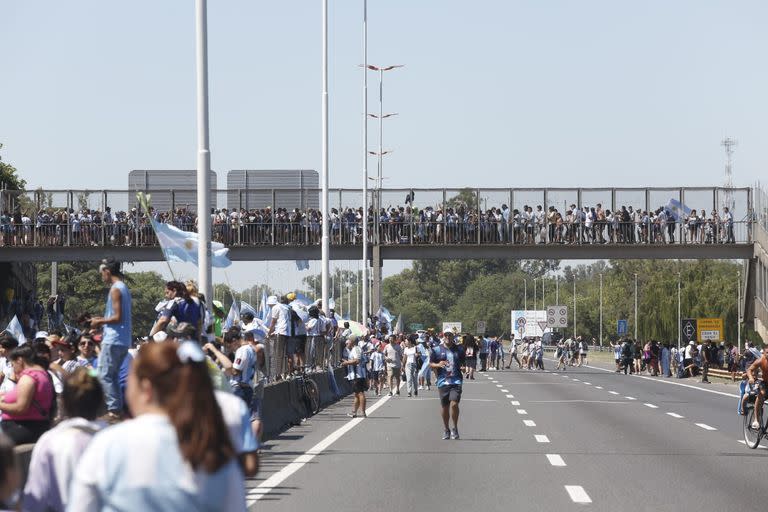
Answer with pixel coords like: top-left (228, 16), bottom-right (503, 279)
top-left (721, 137), bottom-right (737, 211)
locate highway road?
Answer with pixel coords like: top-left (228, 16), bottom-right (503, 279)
top-left (245, 361), bottom-right (766, 511)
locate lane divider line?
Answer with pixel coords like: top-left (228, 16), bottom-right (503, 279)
top-left (644, 403), bottom-right (659, 409)
top-left (738, 440), bottom-right (768, 450)
top-left (523, 419), bottom-right (536, 427)
top-left (535, 434), bottom-right (550, 443)
top-left (546, 454), bottom-right (566, 467)
top-left (583, 382), bottom-right (591, 385)
top-left (505, 394), bottom-right (515, 398)
top-left (246, 383), bottom-right (400, 504)
top-left (565, 485), bottom-right (592, 504)
top-left (595, 386), bottom-right (603, 389)
top-left (696, 423), bottom-right (717, 431)
top-left (511, 400), bottom-right (521, 406)
top-left (625, 396), bottom-right (637, 400)
top-left (667, 412), bottom-right (684, 419)
top-left (516, 409), bottom-right (528, 415)
top-left (608, 391), bottom-right (619, 395)
top-left (501, 389), bottom-right (509, 393)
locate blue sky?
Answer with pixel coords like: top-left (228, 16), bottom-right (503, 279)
top-left (2, 1), bottom-right (766, 294)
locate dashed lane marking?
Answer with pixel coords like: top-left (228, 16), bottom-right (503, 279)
top-left (511, 400), bottom-right (521, 405)
top-left (523, 420), bottom-right (536, 427)
top-left (501, 389), bottom-right (509, 393)
top-left (535, 434), bottom-right (550, 443)
top-left (667, 412), bottom-right (684, 419)
top-left (644, 403), bottom-right (659, 409)
top-left (583, 382), bottom-right (591, 385)
top-left (506, 394), bottom-right (515, 398)
top-left (608, 391), bottom-right (619, 395)
top-left (546, 454), bottom-right (566, 466)
top-left (738, 440), bottom-right (768, 450)
top-left (595, 386), bottom-right (603, 389)
top-left (565, 486), bottom-right (592, 504)
top-left (625, 397), bottom-right (637, 400)
top-left (696, 423), bottom-right (717, 431)
top-left (516, 409), bottom-right (528, 415)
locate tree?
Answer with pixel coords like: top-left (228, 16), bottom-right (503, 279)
top-left (0, 144), bottom-right (26, 191)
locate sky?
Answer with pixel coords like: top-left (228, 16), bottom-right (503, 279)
top-left (3, 1), bottom-right (767, 294)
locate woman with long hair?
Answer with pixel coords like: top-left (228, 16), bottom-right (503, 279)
top-left (69, 342), bottom-right (246, 511)
top-left (0, 345), bottom-right (55, 444)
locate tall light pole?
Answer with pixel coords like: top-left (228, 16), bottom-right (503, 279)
top-left (737, 269), bottom-right (742, 352)
top-left (533, 278), bottom-right (538, 312)
top-left (677, 271), bottom-right (681, 350)
top-left (573, 278), bottom-right (576, 339)
top-left (361, 0), bottom-right (369, 325)
top-left (195, 0), bottom-right (213, 304)
top-left (320, 0), bottom-right (330, 314)
top-left (523, 278), bottom-right (528, 311)
top-left (555, 275), bottom-right (559, 305)
top-left (599, 273), bottom-right (603, 346)
top-left (634, 273), bottom-right (638, 341)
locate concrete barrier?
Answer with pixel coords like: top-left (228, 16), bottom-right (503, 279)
top-left (261, 368), bottom-right (352, 439)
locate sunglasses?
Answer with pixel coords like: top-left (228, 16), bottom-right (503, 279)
top-left (79, 342), bottom-right (94, 347)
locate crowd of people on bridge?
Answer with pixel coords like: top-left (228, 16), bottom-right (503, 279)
top-left (0, 199), bottom-right (741, 248)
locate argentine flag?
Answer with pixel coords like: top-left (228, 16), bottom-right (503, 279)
top-left (5, 315), bottom-right (27, 345)
top-left (240, 301), bottom-right (258, 318)
top-left (152, 221), bottom-right (232, 268)
top-left (223, 302), bottom-right (240, 331)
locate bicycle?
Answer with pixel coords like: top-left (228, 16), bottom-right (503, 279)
top-left (742, 384), bottom-right (766, 449)
top-left (295, 371), bottom-right (321, 417)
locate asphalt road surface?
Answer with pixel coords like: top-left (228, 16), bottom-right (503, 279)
top-left (245, 361), bottom-right (766, 512)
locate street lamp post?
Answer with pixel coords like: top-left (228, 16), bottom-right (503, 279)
top-left (361, 0), bottom-right (369, 326)
top-left (573, 278), bottom-right (576, 339)
top-left (634, 273), bottom-right (638, 341)
top-left (320, 0), bottom-right (330, 314)
top-left (524, 278), bottom-right (527, 311)
top-left (194, 0), bottom-right (213, 304)
top-left (677, 271), bottom-right (681, 350)
top-left (738, 269), bottom-right (742, 353)
top-left (599, 273), bottom-right (603, 346)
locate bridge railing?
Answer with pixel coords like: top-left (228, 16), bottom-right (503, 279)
top-left (0, 187), bottom-right (754, 249)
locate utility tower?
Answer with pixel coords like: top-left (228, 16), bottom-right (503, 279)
top-left (721, 137), bottom-right (737, 211)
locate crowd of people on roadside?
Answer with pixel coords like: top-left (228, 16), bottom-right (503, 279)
top-left (0, 200), bottom-right (741, 248)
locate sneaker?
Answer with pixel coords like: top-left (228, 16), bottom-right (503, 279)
top-left (414, 390), bottom-right (418, 396)
top-left (388, 391), bottom-right (392, 396)
top-left (427, 385), bottom-right (431, 390)
top-left (408, 392), bottom-right (412, 397)
top-left (396, 390), bottom-right (400, 396)
top-left (418, 385), bottom-right (423, 390)
top-left (347, 412), bottom-right (357, 418)
top-left (442, 430), bottom-right (451, 440)
top-left (450, 428), bottom-right (460, 440)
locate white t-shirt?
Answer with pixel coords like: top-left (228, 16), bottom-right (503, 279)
top-left (230, 344), bottom-right (256, 388)
top-left (0, 357), bottom-right (14, 394)
top-left (403, 346), bottom-right (417, 365)
top-left (272, 304), bottom-right (292, 336)
top-left (306, 318), bottom-right (323, 336)
top-left (343, 345), bottom-right (367, 380)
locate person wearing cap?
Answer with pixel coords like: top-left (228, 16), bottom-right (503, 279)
top-left (429, 331), bottom-right (466, 440)
top-left (90, 258), bottom-right (132, 422)
top-left (49, 334), bottom-right (86, 376)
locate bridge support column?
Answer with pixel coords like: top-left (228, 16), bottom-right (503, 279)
top-left (372, 244), bottom-right (382, 317)
top-left (51, 262), bottom-right (58, 297)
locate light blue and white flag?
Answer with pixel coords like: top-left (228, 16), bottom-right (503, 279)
top-left (5, 315), bottom-right (27, 345)
top-left (258, 289), bottom-right (270, 322)
top-left (295, 260), bottom-right (310, 271)
top-left (240, 301), bottom-right (258, 318)
top-left (152, 221), bottom-right (232, 268)
top-left (376, 306), bottom-right (394, 325)
top-left (394, 314), bottom-right (404, 334)
top-left (244, 318), bottom-right (269, 341)
top-left (223, 302), bottom-right (240, 331)
top-left (666, 198), bottom-right (692, 222)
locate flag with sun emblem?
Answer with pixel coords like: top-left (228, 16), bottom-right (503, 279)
top-left (152, 221), bottom-right (232, 267)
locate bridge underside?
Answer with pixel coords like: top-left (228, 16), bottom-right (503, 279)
top-left (0, 243), bottom-right (754, 263)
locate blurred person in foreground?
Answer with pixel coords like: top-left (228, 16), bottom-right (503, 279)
top-left (68, 342), bottom-right (246, 511)
top-left (23, 368), bottom-right (105, 512)
top-left (0, 433), bottom-right (21, 510)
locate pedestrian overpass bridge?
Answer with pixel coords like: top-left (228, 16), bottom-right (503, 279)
top-left (1, 185), bottom-right (767, 340)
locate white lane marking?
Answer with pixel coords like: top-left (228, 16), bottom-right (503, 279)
top-left (565, 485), bottom-right (592, 504)
top-left (583, 382), bottom-right (591, 385)
top-left (738, 440), bottom-right (768, 450)
top-left (492, 381), bottom-right (499, 383)
top-left (246, 383), bottom-right (399, 503)
top-left (523, 420), bottom-right (536, 427)
top-left (546, 454), bottom-right (566, 466)
top-left (506, 394), bottom-right (515, 398)
top-left (571, 361), bottom-right (740, 398)
top-left (535, 434), bottom-right (550, 443)
top-left (511, 400), bottom-right (521, 405)
top-left (595, 386), bottom-right (603, 389)
top-left (516, 409), bottom-right (528, 415)
top-left (527, 400), bottom-right (630, 404)
top-left (501, 389), bottom-right (509, 393)
top-left (625, 396), bottom-right (637, 400)
top-left (572, 378), bottom-right (581, 382)
top-left (696, 423), bottom-right (717, 431)
top-left (644, 403), bottom-right (659, 409)
top-left (608, 391), bottom-right (619, 395)
top-left (496, 384), bottom-right (503, 388)
top-left (667, 412), bottom-right (684, 418)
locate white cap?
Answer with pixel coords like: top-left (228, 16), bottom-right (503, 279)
top-left (266, 295), bottom-right (278, 306)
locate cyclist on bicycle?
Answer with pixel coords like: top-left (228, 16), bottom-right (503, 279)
top-left (745, 347), bottom-right (768, 428)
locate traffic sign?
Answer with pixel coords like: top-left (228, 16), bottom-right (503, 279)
top-left (537, 320), bottom-right (549, 332)
top-left (697, 318), bottom-right (724, 341)
top-left (442, 322), bottom-right (462, 334)
top-left (681, 318), bottom-right (697, 343)
top-left (546, 306), bottom-right (568, 328)
top-left (475, 321), bottom-right (487, 335)
top-left (617, 319), bottom-right (628, 335)
top-left (409, 323), bottom-right (424, 331)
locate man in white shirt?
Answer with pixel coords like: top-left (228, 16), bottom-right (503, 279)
top-left (267, 295), bottom-right (294, 378)
top-left (384, 337), bottom-right (403, 396)
top-left (341, 336), bottom-right (368, 418)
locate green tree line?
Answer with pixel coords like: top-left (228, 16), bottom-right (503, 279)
top-left (381, 259), bottom-right (757, 344)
